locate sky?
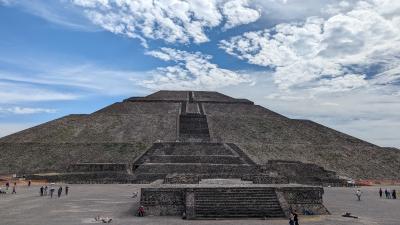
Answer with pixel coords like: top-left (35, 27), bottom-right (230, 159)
top-left (0, 0), bottom-right (399, 148)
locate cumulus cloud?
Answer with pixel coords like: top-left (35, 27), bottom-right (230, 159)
top-left (142, 48), bottom-right (252, 90)
top-left (221, 0), bottom-right (260, 29)
top-left (220, 0), bottom-right (400, 92)
top-left (72, 0), bottom-right (260, 46)
top-left (218, 72), bottom-right (400, 147)
top-left (0, 106), bottom-right (56, 114)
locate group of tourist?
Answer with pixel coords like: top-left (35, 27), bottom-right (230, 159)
top-left (0, 182), bottom-right (18, 194)
top-left (379, 188), bottom-right (397, 199)
top-left (1, 180), bottom-right (71, 199)
top-left (39, 185), bottom-right (69, 198)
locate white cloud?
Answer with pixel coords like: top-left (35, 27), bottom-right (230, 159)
top-left (0, 81), bottom-right (78, 103)
top-left (72, 0), bottom-right (261, 45)
top-left (142, 48), bottom-right (252, 90)
top-left (0, 60), bottom-right (150, 104)
top-left (220, 1), bottom-right (400, 92)
top-left (0, 106), bottom-right (56, 114)
top-left (221, 0), bottom-right (260, 29)
top-left (218, 72), bottom-right (400, 148)
top-left (1, 0), bottom-right (98, 31)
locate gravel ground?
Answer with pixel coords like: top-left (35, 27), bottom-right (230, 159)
top-left (0, 184), bottom-right (399, 225)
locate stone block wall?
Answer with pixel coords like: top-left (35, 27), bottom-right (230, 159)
top-left (140, 188), bottom-right (186, 216)
top-left (276, 187), bottom-right (329, 215)
top-left (140, 186), bottom-right (328, 218)
top-left (67, 163), bottom-right (128, 172)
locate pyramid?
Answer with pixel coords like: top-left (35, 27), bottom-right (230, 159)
top-left (1, 90), bottom-right (399, 181)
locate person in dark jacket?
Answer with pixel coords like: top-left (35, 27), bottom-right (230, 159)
top-left (57, 186), bottom-right (62, 198)
top-left (293, 211), bottom-right (299, 225)
top-left (379, 188), bottom-right (383, 198)
top-left (392, 189), bottom-right (397, 199)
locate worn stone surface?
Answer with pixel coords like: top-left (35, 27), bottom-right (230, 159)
top-left (1, 184), bottom-right (399, 225)
top-left (1, 90), bottom-right (399, 180)
top-left (140, 185), bottom-right (325, 218)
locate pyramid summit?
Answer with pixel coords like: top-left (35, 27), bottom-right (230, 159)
top-left (0, 90), bottom-right (399, 181)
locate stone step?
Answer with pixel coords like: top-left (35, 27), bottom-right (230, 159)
top-left (195, 211), bottom-right (285, 216)
top-left (195, 213), bottom-right (285, 218)
top-left (195, 191), bottom-right (277, 194)
top-left (151, 143), bottom-right (234, 156)
top-left (193, 187), bottom-right (285, 219)
top-left (179, 114), bottom-right (210, 141)
top-left (135, 164), bottom-right (255, 174)
top-left (131, 173), bottom-right (167, 183)
top-left (196, 188), bottom-right (275, 195)
top-left (195, 208), bottom-right (283, 212)
top-left (196, 197), bottom-right (279, 201)
top-left (195, 192), bottom-right (277, 196)
top-left (147, 155), bottom-right (244, 164)
top-left (195, 203), bottom-right (282, 208)
top-left (195, 198), bottom-right (281, 202)
top-left (195, 192), bottom-right (278, 196)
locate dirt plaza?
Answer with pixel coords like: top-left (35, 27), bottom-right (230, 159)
top-left (0, 184), bottom-right (399, 225)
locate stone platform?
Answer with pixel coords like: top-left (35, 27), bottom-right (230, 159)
top-left (140, 183), bottom-right (328, 219)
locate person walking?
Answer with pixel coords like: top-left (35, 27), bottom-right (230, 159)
top-left (44, 186), bottom-right (48, 196)
top-left (5, 182), bottom-right (9, 190)
top-left (57, 186), bottom-right (62, 198)
top-left (385, 189), bottom-right (389, 198)
top-left (40, 186), bottom-right (44, 196)
top-left (392, 189), bottom-right (397, 199)
top-left (65, 186), bottom-right (69, 196)
top-left (28, 180), bottom-right (31, 187)
top-left (379, 188), bottom-right (383, 198)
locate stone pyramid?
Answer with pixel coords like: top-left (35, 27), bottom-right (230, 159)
top-left (1, 90), bottom-right (399, 180)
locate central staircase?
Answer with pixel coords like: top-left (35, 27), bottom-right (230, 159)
top-left (194, 187), bottom-right (285, 218)
top-left (131, 142), bottom-right (257, 183)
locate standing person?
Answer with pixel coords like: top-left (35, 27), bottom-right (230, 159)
top-left (5, 182), bottom-right (9, 190)
top-left (289, 213), bottom-right (295, 225)
top-left (12, 184), bottom-right (16, 194)
top-left (50, 187), bottom-right (55, 198)
top-left (356, 189), bottom-right (362, 201)
top-left (40, 186), bottom-right (44, 196)
top-left (379, 188), bottom-right (383, 198)
top-left (28, 180), bottom-right (31, 187)
top-left (57, 186), bottom-right (62, 198)
top-left (392, 189), bottom-right (397, 199)
top-left (44, 186), bottom-right (48, 196)
top-left (65, 186), bottom-right (69, 196)
top-left (385, 189), bottom-right (389, 199)
top-left (293, 211), bottom-right (299, 225)
top-left (137, 206), bottom-right (145, 217)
